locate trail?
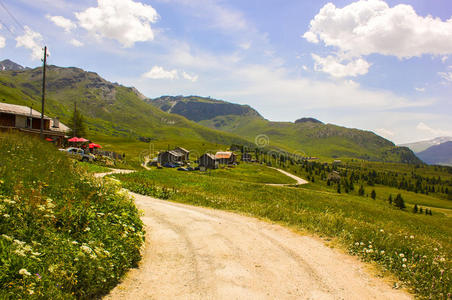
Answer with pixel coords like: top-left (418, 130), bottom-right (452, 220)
top-left (98, 169), bottom-right (411, 299)
top-left (268, 167), bottom-right (309, 186)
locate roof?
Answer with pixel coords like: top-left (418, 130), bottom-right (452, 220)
top-left (0, 103), bottom-right (51, 120)
top-left (201, 153), bottom-right (216, 160)
top-left (175, 147), bottom-right (189, 154)
top-left (49, 119), bottom-right (70, 133)
top-left (167, 150), bottom-right (184, 157)
top-left (215, 151), bottom-right (234, 159)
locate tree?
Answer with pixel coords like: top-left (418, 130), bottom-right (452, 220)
top-left (371, 189), bottom-right (376, 200)
top-left (358, 184), bottom-right (365, 196)
top-left (413, 204), bottom-right (418, 213)
top-left (394, 194), bottom-right (406, 209)
top-left (419, 207), bottom-right (423, 214)
top-left (68, 107), bottom-right (86, 137)
top-left (388, 194), bottom-right (393, 205)
top-left (337, 183), bottom-right (341, 194)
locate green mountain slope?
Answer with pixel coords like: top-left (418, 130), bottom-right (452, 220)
top-left (150, 96), bottom-right (421, 163)
top-left (0, 65), bottom-right (252, 154)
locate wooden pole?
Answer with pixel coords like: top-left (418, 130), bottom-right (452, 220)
top-left (40, 46), bottom-right (47, 138)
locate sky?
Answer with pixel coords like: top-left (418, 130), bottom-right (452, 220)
top-left (0, 0), bottom-right (451, 144)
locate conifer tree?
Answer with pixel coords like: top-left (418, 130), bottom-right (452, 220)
top-left (388, 194), bottom-right (393, 205)
top-left (394, 193), bottom-right (406, 209)
top-left (413, 204), bottom-right (418, 213)
top-left (359, 184), bottom-right (365, 196)
top-left (371, 189), bottom-right (376, 200)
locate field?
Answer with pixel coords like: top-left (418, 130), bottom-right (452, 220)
top-left (0, 133), bottom-right (144, 299)
top-left (114, 165), bottom-right (451, 299)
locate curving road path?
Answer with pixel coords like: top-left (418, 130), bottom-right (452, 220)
top-left (98, 168), bottom-right (411, 300)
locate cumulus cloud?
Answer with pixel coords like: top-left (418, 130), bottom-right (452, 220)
top-left (16, 26), bottom-right (44, 60)
top-left (75, 0), bottom-right (159, 47)
top-left (47, 15), bottom-right (76, 32)
top-left (312, 54), bottom-right (371, 78)
top-left (415, 87), bottom-right (426, 92)
top-left (417, 122), bottom-right (452, 137)
top-left (182, 71), bottom-right (198, 82)
top-left (70, 38), bottom-right (84, 47)
top-left (303, 0), bottom-right (452, 58)
top-left (143, 66), bottom-right (178, 80)
top-left (375, 128), bottom-right (395, 139)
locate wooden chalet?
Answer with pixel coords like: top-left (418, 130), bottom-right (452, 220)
top-left (215, 151), bottom-right (237, 165)
top-left (0, 103), bottom-right (69, 145)
top-left (158, 150), bottom-right (185, 165)
top-left (199, 153), bottom-right (218, 169)
top-left (174, 147), bottom-right (190, 161)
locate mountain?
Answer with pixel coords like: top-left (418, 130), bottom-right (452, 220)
top-left (400, 137), bottom-right (452, 153)
top-left (149, 95), bottom-right (263, 122)
top-left (0, 62), bottom-right (252, 152)
top-left (0, 59), bottom-right (25, 71)
top-left (416, 142), bottom-right (452, 166)
top-left (149, 96), bottom-right (421, 163)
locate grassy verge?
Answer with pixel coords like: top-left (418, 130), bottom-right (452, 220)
top-left (0, 133), bottom-right (144, 299)
top-left (76, 161), bottom-right (111, 174)
top-left (114, 168), bottom-right (451, 299)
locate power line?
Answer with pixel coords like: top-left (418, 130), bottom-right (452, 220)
top-left (0, 18), bottom-right (15, 38)
top-left (0, 0), bottom-right (24, 31)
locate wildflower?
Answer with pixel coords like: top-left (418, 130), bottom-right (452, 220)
top-left (369, 245), bottom-right (372, 249)
top-left (434, 248), bottom-right (438, 251)
top-left (2, 234), bottom-right (12, 241)
top-left (379, 229), bottom-right (384, 233)
top-left (402, 258), bottom-right (407, 262)
top-left (14, 249), bottom-right (26, 257)
top-left (360, 242), bottom-right (364, 246)
top-left (402, 264), bottom-right (406, 268)
top-left (399, 253), bottom-right (405, 258)
top-left (19, 269), bottom-right (31, 276)
top-left (380, 250), bottom-right (385, 255)
top-left (410, 235), bottom-right (414, 239)
top-left (35, 273), bottom-right (41, 280)
top-left (28, 289), bottom-right (34, 295)
top-left (72, 241), bottom-right (79, 245)
top-left (84, 227), bottom-right (91, 232)
top-left (440, 257), bottom-right (445, 262)
top-left (355, 242), bottom-right (359, 246)
top-left (48, 265), bottom-right (57, 273)
top-left (81, 245), bottom-right (92, 254)
top-left (3, 214), bottom-right (10, 218)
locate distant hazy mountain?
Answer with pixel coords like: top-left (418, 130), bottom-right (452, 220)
top-left (0, 59), bottom-right (24, 71)
top-left (400, 137), bottom-right (452, 153)
top-left (417, 141), bottom-right (452, 166)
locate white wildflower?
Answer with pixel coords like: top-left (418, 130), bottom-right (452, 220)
top-left (3, 214), bottom-right (10, 218)
top-left (19, 268), bottom-right (31, 276)
top-left (379, 229), bottom-right (384, 233)
top-left (399, 253), bottom-right (405, 258)
top-left (402, 258), bottom-right (407, 262)
top-left (410, 235), bottom-right (414, 239)
top-left (2, 234), bottom-right (12, 241)
top-left (380, 250), bottom-right (385, 255)
top-left (13, 239), bottom-right (25, 246)
top-left (434, 248), bottom-right (438, 251)
top-left (355, 242), bottom-right (359, 246)
top-left (72, 241), bottom-right (79, 245)
top-left (402, 264), bottom-right (406, 268)
top-left (369, 245), bottom-right (372, 249)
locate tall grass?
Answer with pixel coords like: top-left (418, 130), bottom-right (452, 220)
top-left (0, 133), bottom-right (144, 299)
top-left (115, 168), bottom-right (451, 299)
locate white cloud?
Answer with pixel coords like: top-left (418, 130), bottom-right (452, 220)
top-left (441, 56), bottom-right (448, 63)
top-left (15, 26), bottom-right (44, 60)
top-left (70, 38), bottom-right (84, 47)
top-left (417, 122), bottom-right (452, 137)
top-left (312, 54), bottom-right (371, 77)
top-left (182, 71), bottom-right (198, 82)
top-left (302, 65), bottom-right (309, 71)
top-left (75, 0), bottom-right (159, 48)
top-left (438, 71), bottom-right (452, 83)
top-left (303, 0), bottom-right (452, 59)
top-left (47, 15), bottom-right (76, 32)
top-left (415, 87), bottom-right (426, 92)
top-left (143, 66), bottom-right (178, 80)
top-left (375, 128), bottom-right (395, 139)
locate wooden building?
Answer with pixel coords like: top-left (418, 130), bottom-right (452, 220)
top-left (215, 151), bottom-right (237, 165)
top-left (199, 153), bottom-right (218, 169)
top-left (174, 147), bottom-right (190, 161)
top-left (158, 150), bottom-right (185, 165)
top-left (0, 103), bottom-right (69, 145)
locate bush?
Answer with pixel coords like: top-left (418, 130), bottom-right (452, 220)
top-left (0, 133), bottom-right (144, 299)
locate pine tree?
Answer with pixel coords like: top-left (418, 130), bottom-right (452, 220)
top-left (327, 179), bottom-right (331, 186)
top-left (413, 204), bottom-right (418, 213)
top-left (388, 194), bottom-right (393, 205)
top-left (419, 207), bottom-right (423, 214)
top-left (394, 194), bottom-right (406, 209)
top-left (68, 108), bottom-right (86, 137)
top-left (337, 183), bottom-right (341, 194)
top-left (371, 189), bottom-right (376, 200)
top-left (359, 184), bottom-right (365, 196)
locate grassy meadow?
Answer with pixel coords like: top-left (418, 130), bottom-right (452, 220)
top-left (114, 165), bottom-right (451, 299)
top-left (0, 133), bottom-right (144, 299)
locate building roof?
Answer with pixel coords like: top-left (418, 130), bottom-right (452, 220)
top-left (215, 151), bottom-right (234, 159)
top-left (49, 119), bottom-right (70, 133)
top-left (201, 153), bottom-right (216, 160)
top-left (175, 147), bottom-right (189, 154)
top-left (167, 150), bottom-right (184, 157)
top-left (0, 102), bottom-right (51, 120)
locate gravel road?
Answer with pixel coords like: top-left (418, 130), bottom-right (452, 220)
top-left (104, 192), bottom-right (411, 300)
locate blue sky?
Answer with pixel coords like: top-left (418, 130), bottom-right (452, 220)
top-left (0, 0), bottom-right (451, 144)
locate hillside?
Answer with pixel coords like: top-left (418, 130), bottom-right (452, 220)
top-left (149, 96), bottom-right (421, 163)
top-left (417, 141), bottom-right (452, 166)
top-left (149, 95), bottom-right (263, 122)
top-left (0, 63), bottom-right (253, 156)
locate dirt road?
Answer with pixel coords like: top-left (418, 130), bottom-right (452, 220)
top-left (269, 167), bottom-right (309, 186)
top-left (104, 192), bottom-right (411, 300)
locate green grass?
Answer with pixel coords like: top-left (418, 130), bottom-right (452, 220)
top-left (114, 167), bottom-right (451, 299)
top-left (76, 161), bottom-right (111, 173)
top-left (0, 133), bottom-right (144, 299)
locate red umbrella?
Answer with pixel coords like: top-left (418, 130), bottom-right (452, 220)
top-left (89, 143), bottom-right (102, 149)
top-left (45, 138), bottom-right (53, 142)
top-left (68, 137), bottom-right (89, 142)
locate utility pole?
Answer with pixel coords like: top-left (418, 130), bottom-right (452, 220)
top-left (40, 46), bottom-right (48, 138)
top-left (73, 101), bottom-right (77, 137)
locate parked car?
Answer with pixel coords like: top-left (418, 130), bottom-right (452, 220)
top-left (163, 162), bottom-right (177, 168)
top-left (177, 167), bottom-right (188, 171)
top-left (59, 147), bottom-right (96, 162)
